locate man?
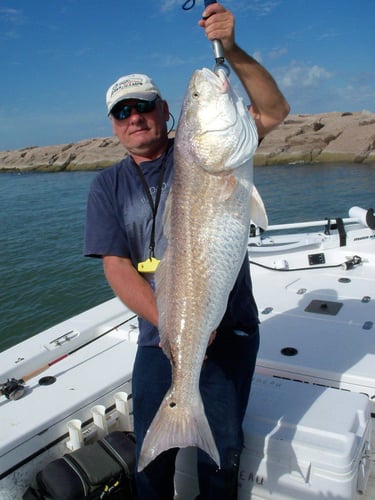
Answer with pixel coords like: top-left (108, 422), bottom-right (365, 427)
top-left (85, 3), bottom-right (289, 499)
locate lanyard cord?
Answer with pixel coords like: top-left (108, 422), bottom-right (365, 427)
top-left (132, 146), bottom-right (169, 259)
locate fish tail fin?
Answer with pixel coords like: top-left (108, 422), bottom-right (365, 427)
top-left (137, 392), bottom-right (220, 472)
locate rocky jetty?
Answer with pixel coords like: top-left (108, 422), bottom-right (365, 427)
top-left (0, 137), bottom-right (126, 173)
top-left (255, 110), bottom-right (375, 166)
top-left (1, 111), bottom-right (374, 172)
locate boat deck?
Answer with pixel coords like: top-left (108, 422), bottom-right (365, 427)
top-left (1, 214), bottom-right (375, 498)
top-left (247, 221), bottom-right (375, 499)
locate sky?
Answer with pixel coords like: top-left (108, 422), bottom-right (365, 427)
top-left (0, 0), bottom-right (374, 151)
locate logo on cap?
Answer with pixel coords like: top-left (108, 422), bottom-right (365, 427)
top-left (111, 77), bottom-right (144, 97)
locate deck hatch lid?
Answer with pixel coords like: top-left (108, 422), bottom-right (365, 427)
top-left (305, 299), bottom-right (343, 316)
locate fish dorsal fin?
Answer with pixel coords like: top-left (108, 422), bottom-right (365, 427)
top-left (250, 185), bottom-right (268, 230)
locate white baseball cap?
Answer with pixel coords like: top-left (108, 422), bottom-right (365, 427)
top-left (106, 73), bottom-right (162, 114)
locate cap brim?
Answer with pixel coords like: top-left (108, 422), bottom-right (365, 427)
top-left (108, 91), bottom-right (159, 114)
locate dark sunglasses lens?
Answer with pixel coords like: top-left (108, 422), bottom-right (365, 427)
top-left (114, 106), bottom-right (130, 120)
top-left (136, 101), bottom-right (149, 113)
top-left (113, 99), bottom-right (157, 120)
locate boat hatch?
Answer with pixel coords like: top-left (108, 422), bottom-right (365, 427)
top-left (305, 299), bottom-right (343, 316)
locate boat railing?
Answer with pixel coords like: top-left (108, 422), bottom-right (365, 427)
top-left (248, 206), bottom-right (375, 254)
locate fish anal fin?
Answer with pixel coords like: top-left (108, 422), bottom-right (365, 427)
top-left (159, 335), bottom-right (173, 363)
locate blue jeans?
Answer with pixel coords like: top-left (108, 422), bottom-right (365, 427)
top-left (132, 326), bottom-right (259, 500)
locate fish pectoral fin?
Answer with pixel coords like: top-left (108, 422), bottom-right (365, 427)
top-left (137, 393), bottom-right (220, 472)
top-left (217, 174), bottom-right (238, 202)
top-left (250, 185), bottom-right (268, 230)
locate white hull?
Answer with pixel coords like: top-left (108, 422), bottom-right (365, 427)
top-left (1, 206), bottom-right (374, 499)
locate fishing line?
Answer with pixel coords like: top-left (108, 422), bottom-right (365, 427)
top-left (182, 0), bottom-right (195, 10)
top-left (167, 112), bottom-right (175, 134)
top-left (181, 0), bottom-right (230, 75)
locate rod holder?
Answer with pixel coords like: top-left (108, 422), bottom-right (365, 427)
top-left (115, 391), bottom-right (132, 432)
top-left (91, 405), bottom-right (108, 438)
top-left (66, 419), bottom-right (83, 451)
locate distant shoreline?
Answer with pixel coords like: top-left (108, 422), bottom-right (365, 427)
top-left (1, 111), bottom-right (374, 172)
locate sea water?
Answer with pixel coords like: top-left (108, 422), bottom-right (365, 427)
top-left (0, 163), bottom-right (374, 352)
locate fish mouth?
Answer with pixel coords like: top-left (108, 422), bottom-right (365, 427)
top-left (190, 68), bottom-right (234, 133)
top-left (198, 67), bottom-right (229, 94)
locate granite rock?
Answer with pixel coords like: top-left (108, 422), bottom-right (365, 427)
top-left (1, 111), bottom-right (374, 172)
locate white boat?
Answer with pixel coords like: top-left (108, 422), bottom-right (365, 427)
top-left (1, 205), bottom-right (374, 499)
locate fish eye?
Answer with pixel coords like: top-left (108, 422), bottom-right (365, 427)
top-left (192, 91), bottom-right (199, 99)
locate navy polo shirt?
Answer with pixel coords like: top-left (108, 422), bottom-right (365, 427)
top-left (85, 139), bottom-right (259, 346)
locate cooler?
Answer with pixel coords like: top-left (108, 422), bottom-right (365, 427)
top-left (238, 375), bottom-right (372, 499)
top-left (174, 374), bottom-right (372, 499)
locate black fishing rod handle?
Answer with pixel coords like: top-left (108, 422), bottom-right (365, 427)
top-left (203, 0), bottom-right (228, 73)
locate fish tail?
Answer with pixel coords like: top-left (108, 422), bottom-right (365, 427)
top-left (137, 393), bottom-right (220, 472)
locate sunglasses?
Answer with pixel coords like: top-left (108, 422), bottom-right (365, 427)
top-left (111, 98), bottom-right (158, 120)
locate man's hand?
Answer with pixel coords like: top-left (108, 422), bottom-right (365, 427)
top-left (198, 3), bottom-right (235, 54)
top-left (208, 329), bottom-right (217, 346)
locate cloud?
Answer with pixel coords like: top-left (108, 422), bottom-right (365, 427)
top-left (273, 63), bottom-right (375, 114)
top-left (278, 61), bottom-right (333, 89)
top-left (268, 47), bottom-right (288, 60)
top-left (318, 29), bottom-right (340, 41)
top-left (73, 47), bottom-right (94, 58)
top-left (157, 53), bottom-right (186, 67)
top-left (286, 25), bottom-right (314, 42)
top-left (335, 78), bottom-right (375, 111)
top-left (202, 0), bottom-right (281, 16)
top-left (0, 7), bottom-right (26, 29)
top-left (0, 8), bottom-right (23, 22)
top-left (160, 0), bottom-right (190, 12)
top-left (252, 51), bottom-right (263, 63)
top-left (0, 7), bottom-right (25, 39)
top-left (151, 51), bottom-right (207, 68)
top-left (245, 0), bottom-right (281, 16)
top-left (272, 62), bottom-right (335, 113)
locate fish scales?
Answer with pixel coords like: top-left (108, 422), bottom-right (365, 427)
top-left (137, 68), bottom-right (266, 472)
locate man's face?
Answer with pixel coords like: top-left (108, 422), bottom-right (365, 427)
top-left (110, 98), bottom-right (169, 160)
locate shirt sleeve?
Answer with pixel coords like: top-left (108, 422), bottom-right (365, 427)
top-left (84, 171), bottom-right (130, 258)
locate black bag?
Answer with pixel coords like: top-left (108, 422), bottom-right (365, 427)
top-left (23, 431), bottom-right (136, 499)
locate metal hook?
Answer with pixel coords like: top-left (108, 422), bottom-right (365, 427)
top-left (214, 60), bottom-right (230, 77)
